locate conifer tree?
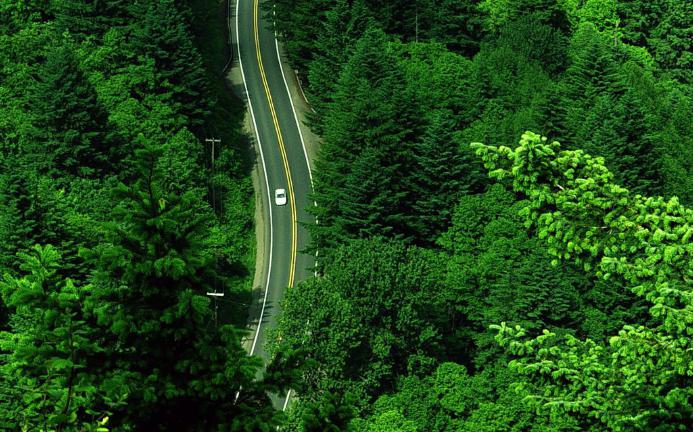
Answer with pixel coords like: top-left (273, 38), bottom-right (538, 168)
top-left (428, 0), bottom-right (483, 55)
top-left (562, 23), bottom-right (622, 105)
top-left (311, 27), bottom-right (423, 249)
top-left (267, 0), bottom-right (333, 72)
top-left (83, 141), bottom-right (276, 430)
top-left (409, 111), bottom-right (470, 244)
top-left (473, 131), bottom-right (693, 431)
top-left (0, 245), bottom-right (105, 431)
top-left (306, 0), bottom-right (371, 132)
top-left (33, 45), bottom-right (113, 177)
top-left (54, 0), bottom-right (130, 39)
top-left (129, 0), bottom-right (211, 128)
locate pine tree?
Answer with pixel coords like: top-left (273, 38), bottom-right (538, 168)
top-left (409, 111), bottom-right (470, 244)
top-left (53, 0), bottom-right (131, 39)
top-left (267, 0), bottom-right (333, 72)
top-left (650, 0), bottom-right (693, 83)
top-left (428, 0), bottom-right (483, 55)
top-left (32, 45), bottom-right (114, 177)
top-left (306, 0), bottom-right (371, 132)
top-left (129, 0), bottom-right (211, 128)
top-left (300, 393), bottom-right (357, 432)
top-left (82, 141), bottom-right (277, 430)
top-left (562, 22), bottom-right (622, 105)
top-left (311, 27), bottom-right (423, 250)
top-left (473, 131), bottom-right (693, 431)
top-left (0, 245), bottom-right (105, 431)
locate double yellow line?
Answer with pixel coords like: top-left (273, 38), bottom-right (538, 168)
top-left (253, 0), bottom-right (297, 288)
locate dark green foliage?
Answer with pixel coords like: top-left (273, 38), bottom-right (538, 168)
top-left (306, 0), bottom-right (372, 132)
top-left (408, 111), bottom-right (471, 244)
top-left (311, 27), bottom-right (424, 249)
top-left (0, 1), bottom-right (54, 34)
top-left (83, 143), bottom-right (274, 430)
top-left (129, 0), bottom-right (211, 128)
top-left (298, 392), bottom-right (357, 432)
top-left (0, 245), bottom-right (105, 431)
top-left (32, 44), bottom-right (115, 177)
top-left (440, 185), bottom-right (646, 368)
top-left (275, 238), bottom-right (446, 404)
top-left (268, 0), bottom-right (333, 72)
top-left (474, 132), bottom-right (693, 431)
top-left (649, 0), bottom-right (693, 84)
top-left (4, 0), bottom-right (693, 430)
top-left (426, 0), bottom-right (483, 55)
top-left (494, 13), bottom-right (568, 75)
top-left (1, 0), bottom-right (259, 429)
top-left (278, 2), bottom-right (692, 430)
top-left (562, 23), bottom-right (622, 103)
top-left (54, 0), bottom-right (131, 39)
top-left (352, 364), bottom-right (580, 431)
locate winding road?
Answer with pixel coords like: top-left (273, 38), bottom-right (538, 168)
top-left (234, 0), bottom-right (314, 409)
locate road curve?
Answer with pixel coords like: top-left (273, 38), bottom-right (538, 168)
top-left (234, 0), bottom-right (314, 408)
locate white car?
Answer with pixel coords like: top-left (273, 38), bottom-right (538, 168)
top-left (274, 188), bottom-right (287, 206)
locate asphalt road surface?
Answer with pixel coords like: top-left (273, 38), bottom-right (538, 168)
top-left (234, 0), bottom-right (314, 409)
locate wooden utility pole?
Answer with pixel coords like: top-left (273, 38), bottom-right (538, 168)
top-left (205, 138), bottom-right (222, 214)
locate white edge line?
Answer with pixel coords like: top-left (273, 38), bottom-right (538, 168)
top-left (274, 29), bottom-right (317, 416)
top-left (282, 389), bottom-right (291, 411)
top-left (274, 37), bottom-right (315, 191)
top-left (236, 0), bottom-right (274, 358)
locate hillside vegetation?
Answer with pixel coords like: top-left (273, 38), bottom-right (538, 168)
top-left (269, 1), bottom-right (692, 430)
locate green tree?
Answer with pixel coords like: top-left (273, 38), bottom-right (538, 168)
top-left (129, 0), bottom-right (211, 128)
top-left (299, 392), bottom-right (357, 432)
top-left (478, 0), bottom-right (570, 34)
top-left (650, 0), bottom-right (693, 83)
top-left (0, 245), bottom-right (106, 431)
top-left (311, 27), bottom-right (423, 249)
top-left (83, 142), bottom-right (276, 430)
top-left (53, 0), bottom-right (131, 39)
top-left (267, 0), bottom-right (333, 72)
top-left (473, 131), bottom-right (693, 431)
top-left (32, 44), bottom-right (115, 177)
top-left (409, 111), bottom-right (471, 244)
top-left (275, 238), bottom-right (446, 406)
top-left (306, 0), bottom-right (371, 132)
top-left (427, 0), bottom-right (482, 55)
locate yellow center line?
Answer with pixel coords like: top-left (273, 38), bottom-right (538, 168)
top-left (254, 0), bottom-right (297, 288)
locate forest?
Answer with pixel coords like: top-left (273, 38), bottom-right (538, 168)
top-left (0, 0), bottom-right (295, 430)
top-left (269, 0), bottom-right (692, 431)
top-left (0, 0), bottom-right (691, 431)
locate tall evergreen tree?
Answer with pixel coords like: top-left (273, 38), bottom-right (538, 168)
top-left (650, 0), bottom-right (693, 84)
top-left (311, 27), bottom-right (423, 249)
top-left (82, 142), bottom-right (277, 430)
top-left (306, 0), bottom-right (371, 132)
top-left (409, 111), bottom-right (470, 244)
top-left (129, 0), bottom-right (211, 128)
top-left (473, 131), bottom-right (693, 431)
top-left (53, 0), bottom-right (131, 39)
top-left (0, 245), bottom-right (105, 431)
top-left (428, 0), bottom-right (483, 55)
top-left (267, 0), bottom-right (333, 72)
top-left (32, 45), bottom-right (114, 177)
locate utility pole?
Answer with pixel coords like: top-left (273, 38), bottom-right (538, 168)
top-left (206, 291), bottom-right (225, 327)
top-left (415, 1), bottom-right (419, 43)
top-left (205, 137), bottom-right (221, 168)
top-left (205, 138), bottom-right (222, 214)
top-left (205, 137), bottom-right (224, 328)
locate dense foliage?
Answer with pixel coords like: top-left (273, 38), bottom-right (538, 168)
top-left (2, 0), bottom-right (691, 430)
top-left (0, 0), bottom-right (277, 430)
top-left (269, 1), bottom-right (692, 431)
